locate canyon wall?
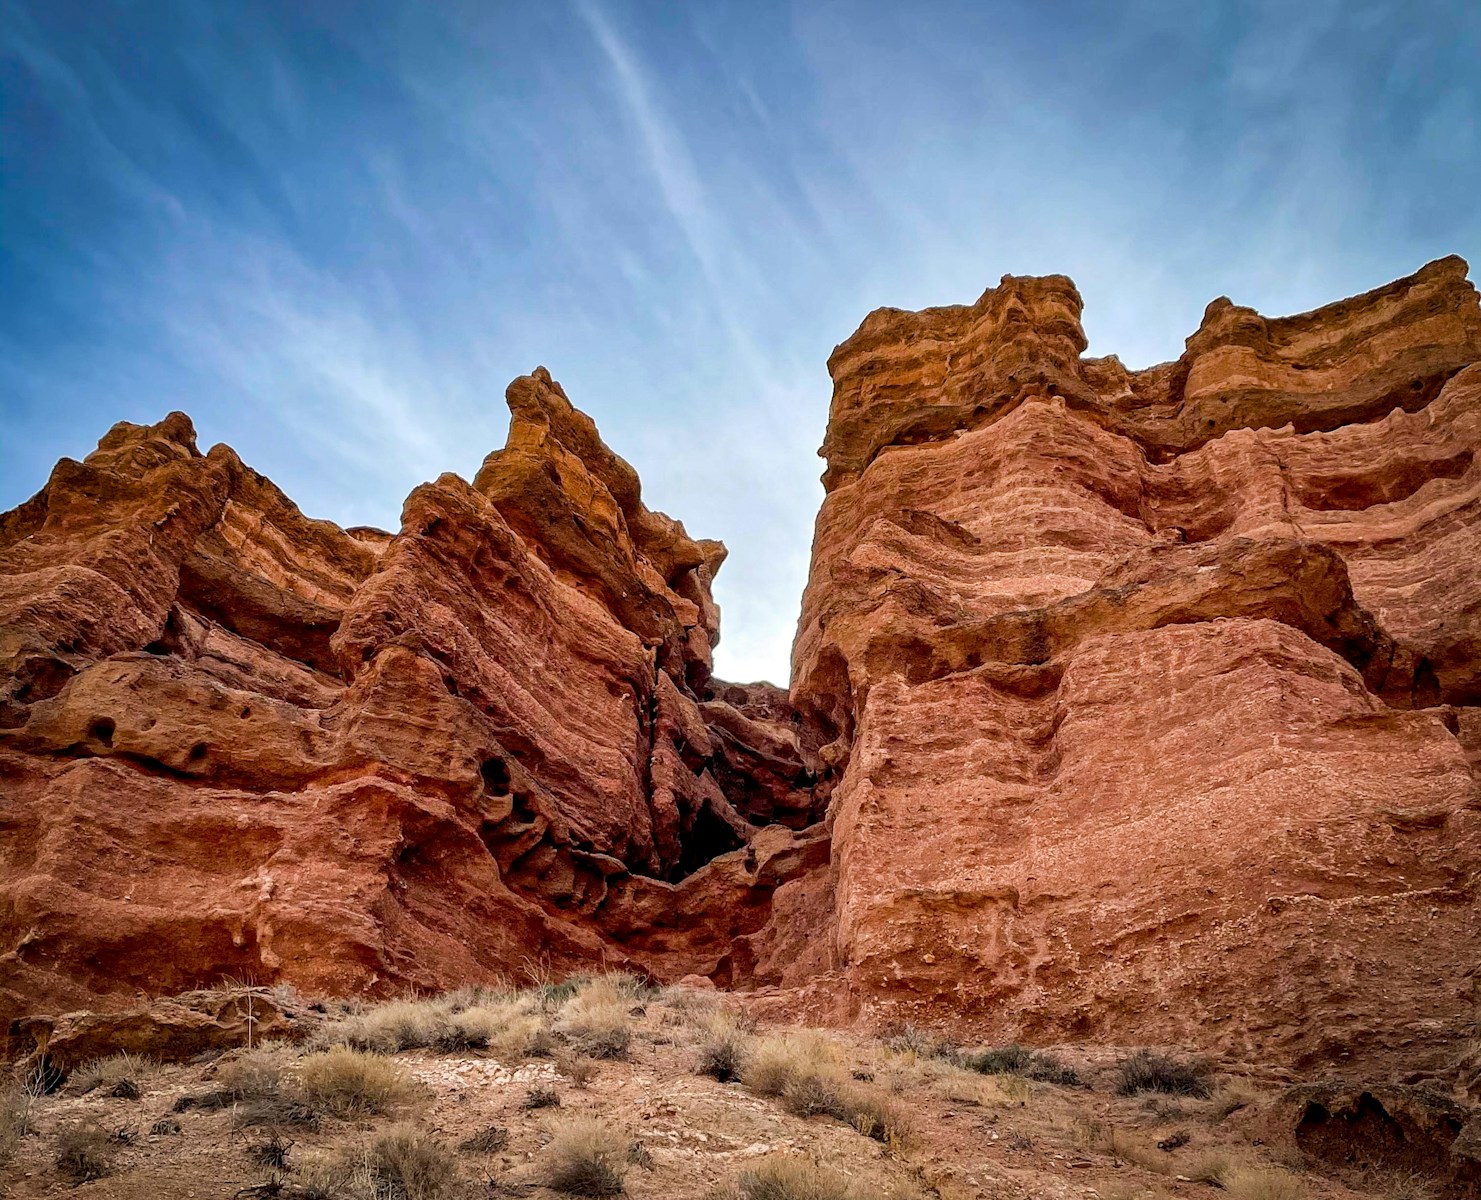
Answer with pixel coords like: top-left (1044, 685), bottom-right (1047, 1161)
top-left (2, 258), bottom-right (1478, 1078)
top-left (0, 368), bottom-right (823, 1025)
top-left (786, 256), bottom-right (1481, 1075)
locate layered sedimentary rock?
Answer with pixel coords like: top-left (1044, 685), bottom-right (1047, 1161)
top-left (4, 258), bottom-right (1479, 1081)
top-left (786, 256), bottom-right (1481, 1075)
top-left (0, 368), bottom-right (821, 1026)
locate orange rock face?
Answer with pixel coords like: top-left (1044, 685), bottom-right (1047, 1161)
top-left (0, 368), bottom-right (820, 1026)
top-left (3, 259), bottom-right (1479, 1079)
top-left (788, 256), bottom-right (1481, 1074)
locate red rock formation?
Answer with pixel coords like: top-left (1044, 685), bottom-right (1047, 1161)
top-left (0, 369), bottom-right (820, 1026)
top-left (785, 256), bottom-right (1481, 1075)
top-left (3, 258), bottom-right (1479, 1082)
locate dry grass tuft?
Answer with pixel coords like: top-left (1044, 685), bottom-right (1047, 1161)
top-left (1223, 1166), bottom-right (1306, 1200)
top-left (719, 1153), bottom-right (859, 1200)
top-left (556, 978), bottom-right (634, 1059)
top-left (314, 997), bottom-right (453, 1054)
top-left (743, 1030), bottom-right (839, 1097)
top-left (359, 1123), bottom-right (461, 1200)
top-left (696, 1011), bottom-right (752, 1082)
top-left (558, 1051), bottom-right (598, 1088)
top-left (55, 1123), bottom-right (114, 1182)
top-left (1, 1083), bottom-right (32, 1164)
top-left (1115, 1050), bottom-right (1213, 1098)
top-left (298, 1046), bottom-right (418, 1117)
top-left (540, 1116), bottom-right (628, 1195)
top-left (215, 1042), bottom-right (294, 1101)
top-left (71, 1051), bottom-right (154, 1098)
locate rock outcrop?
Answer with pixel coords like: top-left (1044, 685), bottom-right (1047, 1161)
top-left (786, 255), bottom-right (1481, 1076)
top-left (0, 368), bottom-right (822, 1027)
top-left (3, 258), bottom-right (1479, 1082)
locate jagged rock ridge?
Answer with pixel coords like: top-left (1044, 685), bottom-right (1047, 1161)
top-left (2, 258), bottom-right (1479, 1082)
top-left (0, 368), bottom-right (825, 1024)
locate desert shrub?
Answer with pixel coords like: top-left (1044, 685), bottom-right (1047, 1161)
top-left (233, 1094), bottom-right (323, 1130)
top-left (523, 1083), bottom-right (561, 1110)
top-left (540, 1116), bottom-right (627, 1196)
top-left (216, 1043), bottom-right (294, 1101)
top-left (883, 1023), bottom-right (951, 1059)
top-left (959, 1044), bottom-right (1082, 1086)
top-left (782, 1072), bottom-right (845, 1118)
top-left (249, 1130), bottom-right (293, 1169)
top-left (361, 1124), bottom-right (460, 1200)
top-left (558, 1051), bottom-right (598, 1088)
top-left (55, 1124), bottom-right (113, 1182)
top-left (458, 1124), bottom-right (510, 1153)
top-left (1, 1083), bottom-right (31, 1163)
top-left (720, 1154), bottom-right (857, 1200)
top-left (1115, 1050), bottom-right (1212, 1097)
top-left (71, 1052), bottom-right (154, 1098)
top-left (299, 1046), bottom-right (417, 1117)
top-left (555, 978), bottom-right (632, 1059)
top-left (698, 1028), bottom-right (749, 1082)
top-left (1223, 1166), bottom-right (1306, 1200)
top-left (961, 1044), bottom-right (1031, 1074)
top-left (743, 1031), bottom-right (839, 1097)
top-left (539, 978), bottom-right (584, 1010)
top-left (316, 998), bottom-right (454, 1054)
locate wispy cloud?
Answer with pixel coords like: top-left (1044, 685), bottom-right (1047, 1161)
top-left (2, 0), bottom-right (1478, 681)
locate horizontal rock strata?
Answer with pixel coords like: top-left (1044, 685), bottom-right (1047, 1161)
top-left (0, 369), bottom-right (822, 1026)
top-left (787, 256), bottom-right (1481, 1075)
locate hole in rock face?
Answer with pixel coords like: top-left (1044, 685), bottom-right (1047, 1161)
top-left (1413, 658), bottom-right (1441, 709)
top-left (675, 803), bottom-right (746, 882)
top-left (480, 758), bottom-right (511, 794)
top-left (188, 742), bottom-right (208, 762)
top-left (88, 718), bottom-right (115, 748)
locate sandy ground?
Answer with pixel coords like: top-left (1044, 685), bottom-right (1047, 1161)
top-left (0, 987), bottom-right (1419, 1200)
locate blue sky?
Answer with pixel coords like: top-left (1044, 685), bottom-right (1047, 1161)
top-left (2, 1), bottom-right (1478, 683)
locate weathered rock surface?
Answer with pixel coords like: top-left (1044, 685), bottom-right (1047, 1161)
top-left (3, 259), bottom-right (1480, 1084)
top-left (0, 368), bottom-right (822, 1031)
top-left (786, 256), bottom-right (1481, 1076)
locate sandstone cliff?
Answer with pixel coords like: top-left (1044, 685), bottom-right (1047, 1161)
top-left (2, 260), bottom-right (1478, 1081)
top-left (0, 368), bottom-right (823, 1024)
top-left (787, 256), bottom-right (1481, 1075)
